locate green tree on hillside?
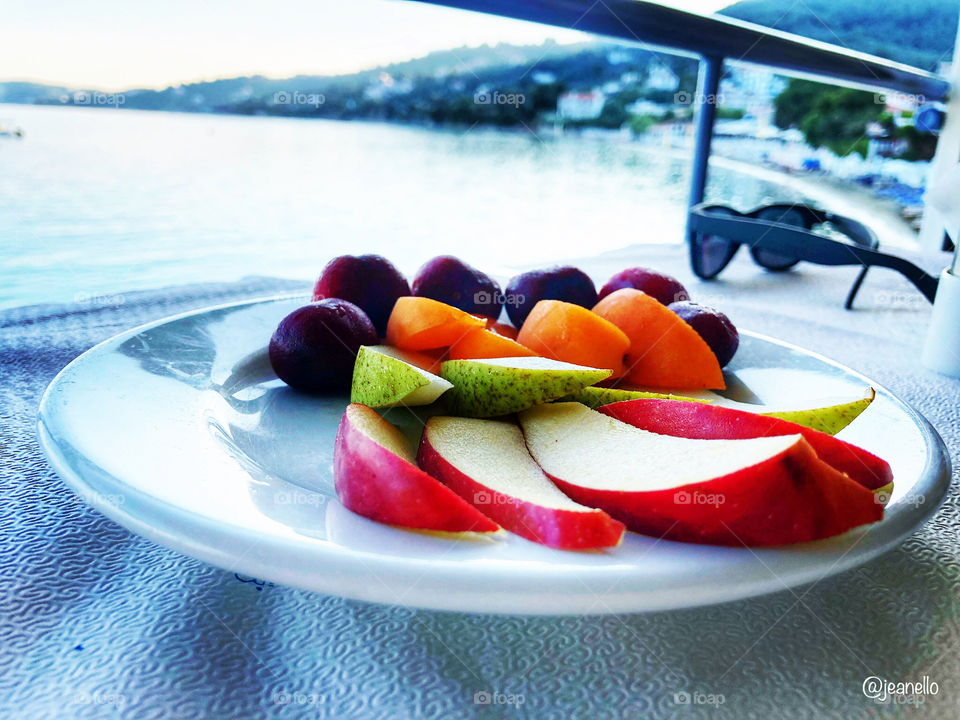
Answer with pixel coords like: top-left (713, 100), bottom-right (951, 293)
top-left (774, 79), bottom-right (880, 157)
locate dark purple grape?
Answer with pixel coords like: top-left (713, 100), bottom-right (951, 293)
top-left (668, 301), bottom-right (739, 367)
top-left (505, 266), bottom-right (597, 327)
top-left (412, 256), bottom-right (502, 318)
top-left (599, 267), bottom-right (689, 306)
top-left (312, 254), bottom-right (409, 336)
top-left (269, 299), bottom-right (377, 392)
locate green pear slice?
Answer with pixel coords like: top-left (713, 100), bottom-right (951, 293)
top-left (351, 345), bottom-right (453, 408)
top-left (759, 388), bottom-right (875, 435)
top-left (620, 385), bottom-right (875, 435)
top-left (695, 387), bottom-right (875, 435)
top-left (562, 386), bottom-right (708, 409)
top-left (440, 356), bottom-right (610, 417)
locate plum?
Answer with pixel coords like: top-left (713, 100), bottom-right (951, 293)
top-left (599, 267), bottom-right (688, 306)
top-left (412, 256), bottom-right (503, 318)
top-left (505, 266), bottom-right (598, 328)
top-left (313, 254), bottom-right (410, 336)
top-left (668, 301), bottom-right (739, 367)
top-left (269, 299), bottom-right (377, 393)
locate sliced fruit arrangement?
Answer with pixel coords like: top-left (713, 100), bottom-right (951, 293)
top-left (418, 416), bottom-right (624, 549)
top-left (516, 300), bottom-right (630, 377)
top-left (505, 266), bottom-right (598, 327)
top-left (386, 296), bottom-right (487, 350)
top-left (333, 403), bottom-right (498, 533)
top-left (637, 386), bottom-right (877, 435)
top-left (448, 327), bottom-right (536, 360)
top-left (412, 255), bottom-right (503, 318)
top-left (593, 288), bottom-right (725, 390)
top-left (440, 356), bottom-right (610, 417)
top-left (519, 403), bottom-right (883, 546)
top-left (271, 254), bottom-right (891, 550)
top-left (599, 398), bottom-right (892, 492)
top-left (351, 345), bottom-right (452, 408)
top-left (756, 389), bottom-right (875, 435)
top-left (313, 254), bottom-right (410, 336)
top-left (561, 385), bottom-right (708, 409)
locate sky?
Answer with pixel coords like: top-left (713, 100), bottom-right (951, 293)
top-left (0, 0), bottom-right (729, 90)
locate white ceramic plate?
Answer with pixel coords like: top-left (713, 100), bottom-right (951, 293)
top-left (38, 296), bottom-right (950, 614)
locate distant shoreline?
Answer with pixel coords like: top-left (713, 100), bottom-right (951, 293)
top-left (2, 101), bottom-right (921, 250)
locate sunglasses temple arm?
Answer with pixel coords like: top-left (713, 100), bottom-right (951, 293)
top-left (864, 252), bottom-right (940, 304)
top-left (844, 266), bottom-right (870, 310)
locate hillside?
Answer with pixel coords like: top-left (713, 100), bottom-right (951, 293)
top-left (720, 0), bottom-right (957, 71)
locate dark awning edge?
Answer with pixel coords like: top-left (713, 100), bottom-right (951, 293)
top-left (412, 0), bottom-right (950, 101)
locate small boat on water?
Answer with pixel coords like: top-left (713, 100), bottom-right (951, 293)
top-left (0, 123), bottom-right (24, 138)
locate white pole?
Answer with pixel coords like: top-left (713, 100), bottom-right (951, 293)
top-left (919, 13), bottom-right (960, 252)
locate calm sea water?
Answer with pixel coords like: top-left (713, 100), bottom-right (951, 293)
top-left (0, 104), bottom-right (811, 310)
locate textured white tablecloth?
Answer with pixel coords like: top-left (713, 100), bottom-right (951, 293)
top-left (2, 247), bottom-right (959, 719)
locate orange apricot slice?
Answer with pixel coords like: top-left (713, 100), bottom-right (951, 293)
top-left (592, 288), bottom-right (724, 390)
top-left (449, 327), bottom-right (538, 360)
top-left (516, 300), bottom-right (630, 375)
top-left (386, 297), bottom-right (486, 351)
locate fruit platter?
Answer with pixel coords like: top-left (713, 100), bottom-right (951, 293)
top-left (38, 255), bottom-right (950, 613)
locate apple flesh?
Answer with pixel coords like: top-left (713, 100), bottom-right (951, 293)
top-left (519, 403), bottom-right (882, 546)
top-left (599, 398), bottom-right (893, 491)
top-left (351, 345), bottom-right (453, 407)
top-left (418, 416), bottom-right (624, 549)
top-left (333, 403), bottom-right (498, 532)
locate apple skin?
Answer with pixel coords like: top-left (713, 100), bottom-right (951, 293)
top-left (539, 440), bottom-right (882, 546)
top-left (599, 399), bottom-right (893, 492)
top-left (417, 431), bottom-right (625, 550)
top-left (333, 405), bottom-right (498, 533)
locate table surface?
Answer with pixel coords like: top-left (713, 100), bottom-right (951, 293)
top-left (3, 246), bottom-right (959, 719)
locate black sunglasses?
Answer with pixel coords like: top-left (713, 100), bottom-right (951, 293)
top-left (688, 203), bottom-right (939, 309)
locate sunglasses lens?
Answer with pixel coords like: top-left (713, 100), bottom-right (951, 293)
top-left (693, 207), bottom-right (738, 278)
top-left (697, 234), bottom-right (736, 277)
top-left (750, 207), bottom-right (802, 271)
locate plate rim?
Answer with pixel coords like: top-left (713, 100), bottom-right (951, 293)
top-left (36, 294), bottom-right (953, 615)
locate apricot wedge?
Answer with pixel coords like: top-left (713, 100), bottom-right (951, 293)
top-left (386, 296), bottom-right (486, 351)
top-left (517, 300), bottom-right (630, 376)
top-left (449, 327), bottom-right (538, 360)
top-left (593, 288), bottom-right (724, 390)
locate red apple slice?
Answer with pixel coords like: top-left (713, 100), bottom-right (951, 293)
top-left (599, 398), bottom-right (893, 491)
top-left (418, 416), bottom-right (624, 549)
top-left (519, 403), bottom-right (883, 546)
top-left (333, 403), bottom-right (498, 533)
